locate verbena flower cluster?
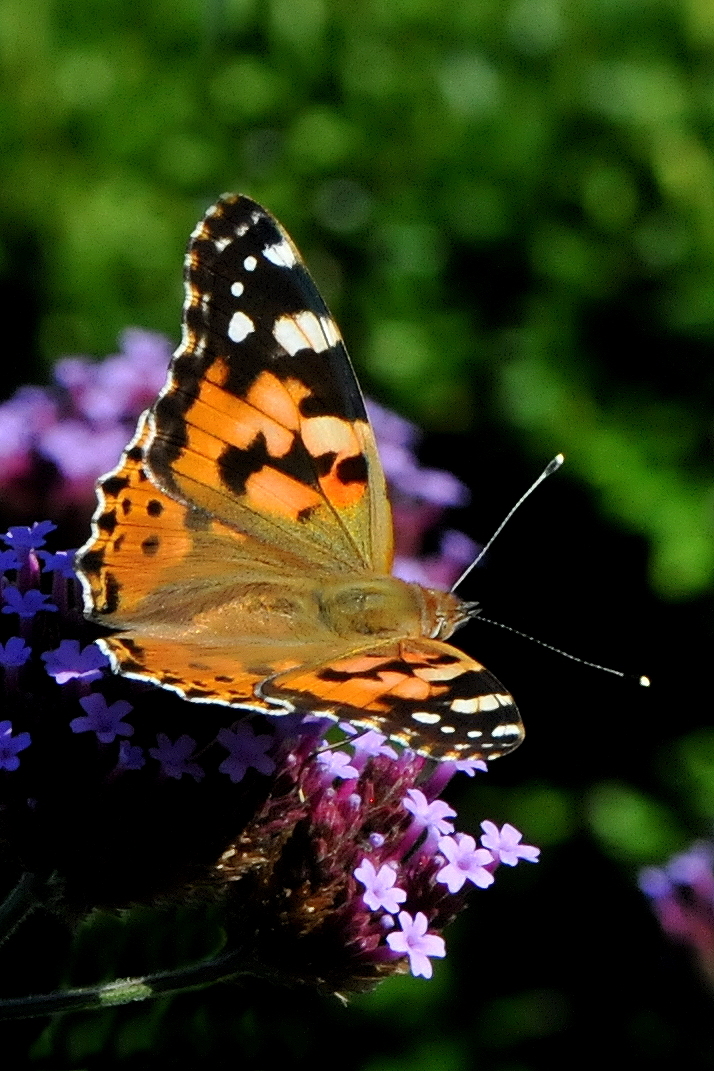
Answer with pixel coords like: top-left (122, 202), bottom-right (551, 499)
top-left (0, 332), bottom-right (477, 589)
top-left (640, 841), bottom-right (714, 989)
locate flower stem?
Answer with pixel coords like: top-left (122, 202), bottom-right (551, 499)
top-left (0, 872), bottom-right (41, 948)
top-left (0, 948), bottom-right (251, 1020)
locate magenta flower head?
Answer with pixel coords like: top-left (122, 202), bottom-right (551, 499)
top-left (640, 840), bottom-right (714, 989)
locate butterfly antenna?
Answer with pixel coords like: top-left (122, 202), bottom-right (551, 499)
top-left (450, 453), bottom-right (565, 594)
top-left (476, 615), bottom-right (650, 687)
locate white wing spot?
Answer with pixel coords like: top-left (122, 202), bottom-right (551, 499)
top-left (214, 237), bottom-right (231, 253)
top-left (227, 311), bottom-right (255, 342)
top-left (321, 317), bottom-right (341, 346)
top-left (243, 255), bottom-right (257, 271)
top-left (491, 723), bottom-right (522, 738)
top-left (273, 310), bottom-right (336, 356)
top-left (439, 725), bottom-right (456, 734)
top-left (263, 238), bottom-right (296, 268)
top-left (466, 729), bottom-right (483, 738)
top-left (451, 696), bottom-right (490, 714)
top-left (411, 712), bottom-right (441, 724)
top-left (230, 281), bottom-right (244, 297)
top-left (235, 222), bottom-right (249, 237)
top-left (414, 664), bottom-right (463, 682)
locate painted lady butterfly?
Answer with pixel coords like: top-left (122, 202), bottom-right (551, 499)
top-left (76, 195), bottom-right (524, 762)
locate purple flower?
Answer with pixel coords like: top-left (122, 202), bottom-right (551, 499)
top-left (38, 550), bottom-right (77, 578)
top-left (70, 693), bottom-right (134, 744)
top-left (351, 730), bottom-right (398, 762)
top-left (639, 866), bottom-right (673, 899)
top-left (0, 719), bottom-right (32, 771)
top-left (479, 821), bottom-right (540, 866)
top-left (1, 521), bottom-right (57, 550)
top-left (403, 789), bottom-right (456, 835)
top-left (454, 758), bottom-right (488, 776)
top-left (117, 741), bottom-right (146, 771)
top-left (667, 846), bottom-right (714, 895)
top-left (41, 640), bottom-right (109, 684)
top-left (0, 549), bottom-right (19, 571)
top-left (1, 588), bottom-right (57, 618)
top-left (217, 723), bottom-right (276, 783)
top-left (354, 858), bottom-right (407, 913)
top-left (0, 636), bottom-right (32, 668)
top-left (38, 421), bottom-right (129, 482)
top-left (149, 733), bottom-right (204, 781)
top-left (386, 911), bottom-right (446, 979)
top-left (437, 833), bottom-right (495, 892)
top-left (316, 749), bottom-right (359, 780)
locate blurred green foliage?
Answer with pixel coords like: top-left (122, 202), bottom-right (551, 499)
top-left (1, 0), bottom-right (713, 598)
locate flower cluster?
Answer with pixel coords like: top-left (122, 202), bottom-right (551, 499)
top-left (0, 521), bottom-right (538, 991)
top-left (640, 841), bottom-right (714, 988)
top-left (213, 724), bottom-right (538, 990)
top-left (0, 330), bottom-right (171, 538)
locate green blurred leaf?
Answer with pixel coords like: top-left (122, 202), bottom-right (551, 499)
top-left (587, 781), bottom-right (685, 863)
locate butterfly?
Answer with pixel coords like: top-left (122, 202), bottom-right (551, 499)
top-left (76, 194), bottom-right (524, 762)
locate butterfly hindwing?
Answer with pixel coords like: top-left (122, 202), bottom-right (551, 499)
top-left (263, 638), bottom-right (524, 762)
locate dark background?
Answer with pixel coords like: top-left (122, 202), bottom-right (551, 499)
top-left (1, 0), bottom-right (713, 1066)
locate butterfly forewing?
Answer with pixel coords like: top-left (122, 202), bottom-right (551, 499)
top-left (146, 195), bottom-right (392, 574)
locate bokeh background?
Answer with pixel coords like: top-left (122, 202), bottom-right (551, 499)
top-left (1, 0), bottom-right (714, 1066)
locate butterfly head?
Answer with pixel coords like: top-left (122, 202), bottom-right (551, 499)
top-left (419, 587), bottom-right (481, 641)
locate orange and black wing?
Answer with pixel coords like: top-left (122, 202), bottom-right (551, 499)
top-left (263, 638), bottom-right (524, 762)
top-left (144, 194), bottom-right (392, 575)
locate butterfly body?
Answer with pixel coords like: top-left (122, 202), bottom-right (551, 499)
top-left (76, 195), bottom-right (524, 761)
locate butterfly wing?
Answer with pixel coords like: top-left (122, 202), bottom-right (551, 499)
top-left (144, 194), bottom-right (392, 575)
top-left (262, 638), bottom-right (524, 761)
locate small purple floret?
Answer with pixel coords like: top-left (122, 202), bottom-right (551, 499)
top-left (351, 730), bottom-right (398, 761)
top-left (38, 550), bottom-right (77, 578)
top-left (0, 549), bottom-right (19, 571)
top-left (0, 636), bottom-right (32, 668)
top-left (479, 821), bottom-right (540, 866)
top-left (117, 741), bottom-right (146, 771)
top-left (0, 720), bottom-right (32, 772)
top-left (638, 866), bottom-right (674, 899)
top-left (403, 789), bottom-right (456, 835)
top-left (0, 521), bottom-right (57, 550)
top-left (316, 749), bottom-right (359, 780)
top-left (386, 911), bottom-right (446, 979)
top-left (41, 640), bottom-right (109, 684)
top-left (149, 733), bottom-right (204, 781)
top-left (437, 833), bottom-right (495, 892)
top-left (1, 588), bottom-right (57, 618)
top-left (217, 723), bottom-right (276, 783)
top-left (70, 693), bottom-right (134, 744)
top-left (354, 858), bottom-right (407, 913)
top-left (454, 758), bottom-right (488, 776)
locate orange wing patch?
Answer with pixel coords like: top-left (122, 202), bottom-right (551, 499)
top-left (99, 634), bottom-right (276, 710)
top-left (77, 414), bottom-right (193, 620)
